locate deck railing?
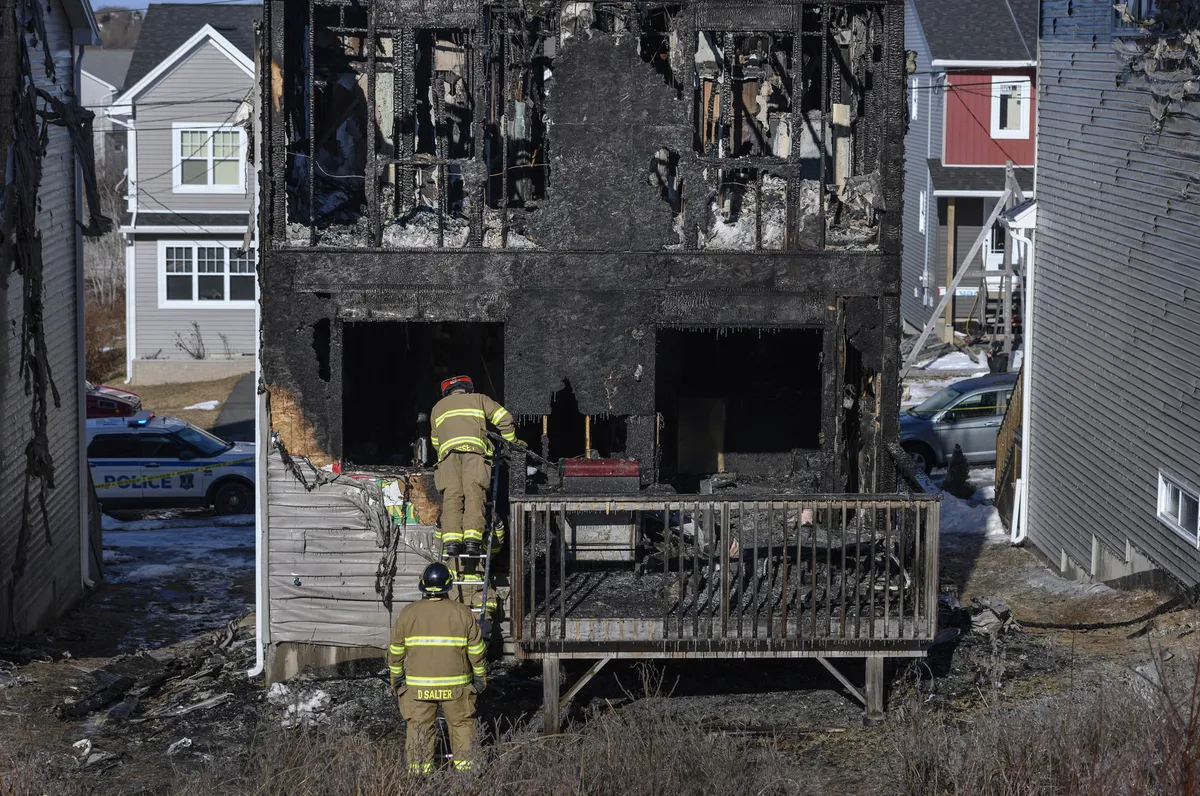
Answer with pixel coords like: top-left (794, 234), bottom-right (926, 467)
top-left (510, 491), bottom-right (941, 657)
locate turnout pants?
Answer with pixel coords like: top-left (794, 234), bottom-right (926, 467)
top-left (435, 452), bottom-right (490, 546)
top-left (398, 687), bottom-right (478, 773)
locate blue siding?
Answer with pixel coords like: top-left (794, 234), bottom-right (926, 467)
top-left (901, 0), bottom-right (941, 330)
top-left (1030, 0), bottom-right (1200, 584)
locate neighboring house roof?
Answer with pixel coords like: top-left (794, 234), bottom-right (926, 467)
top-left (927, 160), bottom-right (1033, 195)
top-left (80, 47), bottom-right (134, 91)
top-left (119, 211), bottom-right (252, 232)
top-left (910, 0), bottom-right (1037, 64)
top-left (122, 3), bottom-right (261, 91)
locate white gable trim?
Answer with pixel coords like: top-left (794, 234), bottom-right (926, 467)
top-left (82, 69), bottom-right (118, 94)
top-left (109, 25), bottom-right (253, 115)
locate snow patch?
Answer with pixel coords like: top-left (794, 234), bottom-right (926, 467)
top-left (917, 351), bottom-right (987, 372)
top-left (940, 493), bottom-right (1008, 544)
top-left (183, 400), bottom-right (220, 411)
top-left (268, 683), bottom-right (332, 729)
top-left (103, 514), bottom-right (255, 532)
top-left (114, 564), bottom-right (182, 582)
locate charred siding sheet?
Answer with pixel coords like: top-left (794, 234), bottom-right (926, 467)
top-left (1031, 0), bottom-right (1200, 583)
top-left (901, 0), bottom-right (935, 329)
top-left (267, 454), bottom-right (430, 647)
top-left (0, 6), bottom-right (83, 635)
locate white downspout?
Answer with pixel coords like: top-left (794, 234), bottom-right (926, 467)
top-left (247, 31), bottom-right (267, 679)
top-left (76, 43), bottom-right (95, 589)
top-left (1010, 227), bottom-right (1034, 545)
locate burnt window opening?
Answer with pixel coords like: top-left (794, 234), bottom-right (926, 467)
top-left (485, 12), bottom-right (553, 214)
top-left (342, 322), bottom-right (504, 466)
top-left (284, 2), bottom-right (395, 245)
top-left (694, 33), bottom-right (795, 159)
top-left (383, 30), bottom-right (477, 248)
top-left (651, 147), bottom-right (683, 244)
top-left (312, 318), bottom-right (331, 383)
top-left (841, 335), bottom-right (878, 494)
top-left (639, 5), bottom-right (684, 94)
top-left (655, 328), bottom-right (823, 489)
top-left (698, 168), bottom-right (795, 250)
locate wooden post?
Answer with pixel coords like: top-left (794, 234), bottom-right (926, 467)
top-left (943, 198), bottom-right (956, 343)
top-left (542, 656), bottom-right (562, 734)
top-left (864, 655), bottom-right (885, 725)
top-left (584, 416), bottom-right (591, 458)
top-left (833, 104), bottom-right (851, 187)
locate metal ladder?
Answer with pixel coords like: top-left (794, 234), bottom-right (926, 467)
top-left (439, 456), bottom-right (502, 634)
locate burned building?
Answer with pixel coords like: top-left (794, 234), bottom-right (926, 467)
top-left (257, 0), bottom-right (937, 723)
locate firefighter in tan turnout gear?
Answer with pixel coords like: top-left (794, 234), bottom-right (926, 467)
top-left (430, 375), bottom-right (517, 556)
top-left (388, 562), bottom-right (487, 774)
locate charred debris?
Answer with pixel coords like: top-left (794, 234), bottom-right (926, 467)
top-left (260, 0), bottom-right (906, 498)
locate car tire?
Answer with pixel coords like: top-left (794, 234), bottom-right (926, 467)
top-left (901, 442), bottom-right (935, 475)
top-left (213, 481), bottom-right (253, 515)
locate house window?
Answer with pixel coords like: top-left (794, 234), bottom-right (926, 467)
top-left (173, 125), bottom-right (244, 193)
top-left (1158, 472), bottom-right (1200, 546)
top-left (165, 246), bottom-right (194, 300)
top-left (159, 242), bottom-right (256, 307)
top-left (910, 77), bottom-right (919, 120)
top-left (918, 190), bottom-right (927, 233)
top-left (990, 76), bottom-right (1031, 139)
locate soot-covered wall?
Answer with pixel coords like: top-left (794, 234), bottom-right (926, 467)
top-left (259, 0), bottom-right (906, 493)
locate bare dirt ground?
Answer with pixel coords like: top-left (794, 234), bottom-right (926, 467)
top-left (129, 375), bottom-right (244, 430)
top-left (3, 476), bottom-right (1195, 795)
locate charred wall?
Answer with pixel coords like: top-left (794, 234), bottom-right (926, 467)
top-left (260, 0), bottom-right (906, 494)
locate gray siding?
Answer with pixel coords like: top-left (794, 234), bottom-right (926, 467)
top-left (267, 452), bottom-right (431, 648)
top-left (1030, 0), bottom-right (1200, 584)
top-left (134, 39), bottom-right (254, 216)
top-left (0, 1), bottom-right (84, 635)
top-left (901, 0), bottom-right (941, 330)
top-left (133, 236), bottom-right (256, 359)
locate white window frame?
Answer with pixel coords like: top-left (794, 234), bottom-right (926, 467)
top-left (918, 189), bottom-right (927, 233)
top-left (157, 240), bottom-right (257, 309)
top-left (171, 123), bottom-right (246, 194)
top-left (910, 77), bottom-right (919, 120)
top-left (990, 76), bottom-right (1031, 140)
top-left (1157, 471), bottom-right (1200, 547)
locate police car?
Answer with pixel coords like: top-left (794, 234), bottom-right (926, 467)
top-left (87, 411), bottom-right (255, 514)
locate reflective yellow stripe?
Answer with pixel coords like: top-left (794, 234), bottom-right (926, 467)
top-left (502, 431), bottom-right (516, 441)
top-left (389, 665), bottom-right (404, 674)
top-left (405, 636), bottom-right (468, 647)
top-left (409, 762), bottom-right (433, 774)
top-left (435, 408), bottom-right (486, 428)
top-left (430, 436), bottom-right (439, 447)
top-left (463, 529), bottom-right (483, 541)
top-left (490, 407), bottom-right (510, 425)
top-left (388, 644), bottom-right (405, 655)
top-left (453, 760), bottom-right (473, 770)
top-left (406, 674), bottom-right (472, 686)
top-left (467, 642), bottom-right (486, 655)
top-left (439, 435), bottom-right (489, 451)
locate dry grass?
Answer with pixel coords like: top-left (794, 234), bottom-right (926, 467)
top-left (894, 650), bottom-right (1200, 795)
top-left (85, 300), bottom-right (125, 384)
top-left (176, 709), bottom-right (809, 796)
top-left (132, 374), bottom-right (245, 430)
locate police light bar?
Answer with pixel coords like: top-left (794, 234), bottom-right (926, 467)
top-left (128, 411), bottom-right (156, 427)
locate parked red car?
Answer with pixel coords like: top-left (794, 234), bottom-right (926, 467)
top-left (85, 381), bottom-right (142, 419)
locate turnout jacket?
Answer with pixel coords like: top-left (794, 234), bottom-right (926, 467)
top-left (430, 392), bottom-right (516, 461)
top-left (388, 596), bottom-right (487, 697)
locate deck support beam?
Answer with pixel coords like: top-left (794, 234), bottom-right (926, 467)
top-left (542, 656), bottom-right (562, 734)
top-left (863, 655), bottom-right (885, 725)
top-left (816, 656), bottom-right (866, 707)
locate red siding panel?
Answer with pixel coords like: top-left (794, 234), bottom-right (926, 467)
top-left (944, 69), bottom-right (1036, 166)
